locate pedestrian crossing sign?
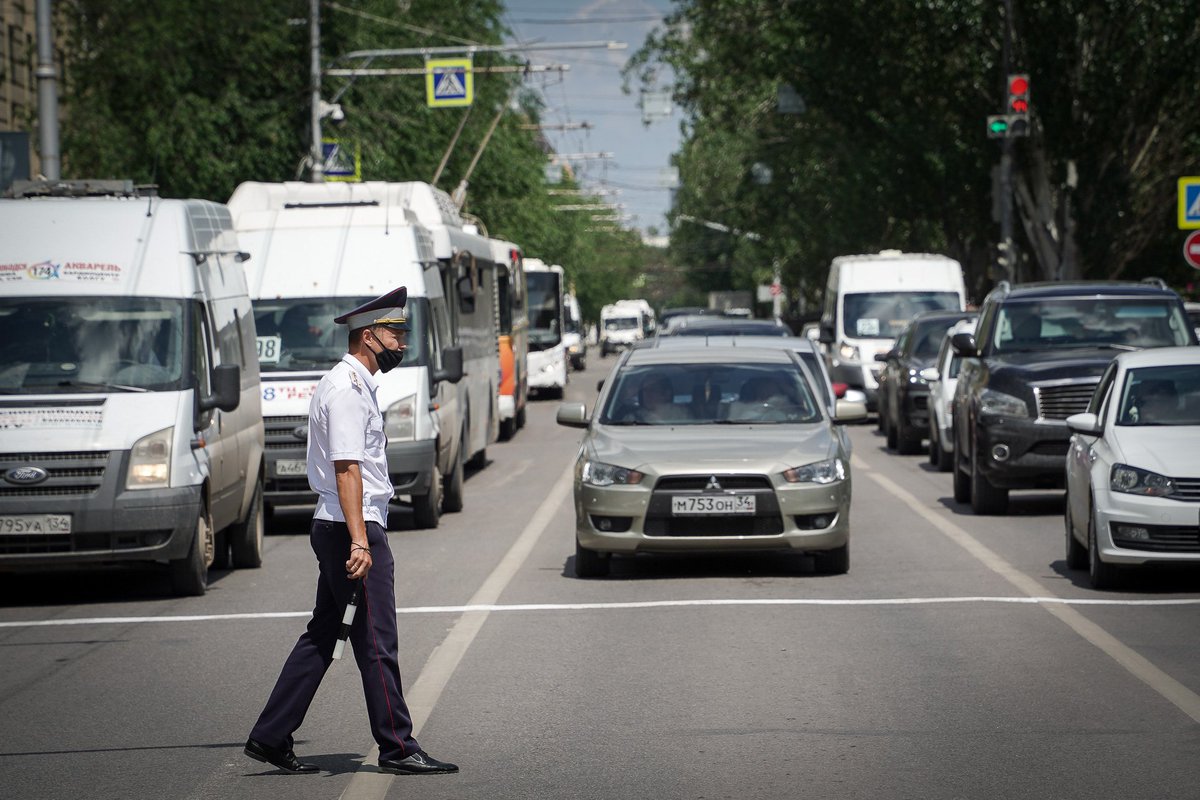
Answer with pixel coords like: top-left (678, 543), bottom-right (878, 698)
top-left (321, 139), bottom-right (360, 182)
top-left (426, 58), bottom-right (473, 108)
top-left (1179, 177), bottom-right (1200, 229)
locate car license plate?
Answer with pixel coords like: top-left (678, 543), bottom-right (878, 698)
top-left (275, 459), bottom-right (307, 477)
top-left (671, 495), bottom-right (756, 515)
top-left (0, 514), bottom-right (71, 534)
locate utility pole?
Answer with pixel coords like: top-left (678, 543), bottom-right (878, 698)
top-left (998, 0), bottom-right (1015, 282)
top-left (35, 0), bottom-right (60, 180)
top-left (309, 0), bottom-right (324, 182)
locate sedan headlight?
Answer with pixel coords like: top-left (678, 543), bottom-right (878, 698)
top-left (385, 394), bottom-right (417, 441)
top-left (979, 388), bottom-right (1029, 418)
top-left (581, 460), bottom-right (644, 487)
top-left (837, 343), bottom-right (860, 363)
top-left (783, 457), bottom-right (846, 484)
top-left (127, 427), bottom-right (172, 490)
top-left (1111, 464), bottom-right (1175, 497)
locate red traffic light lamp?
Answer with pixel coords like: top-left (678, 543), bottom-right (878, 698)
top-left (1007, 74), bottom-right (1030, 136)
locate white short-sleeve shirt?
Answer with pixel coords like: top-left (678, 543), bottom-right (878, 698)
top-left (307, 355), bottom-right (392, 526)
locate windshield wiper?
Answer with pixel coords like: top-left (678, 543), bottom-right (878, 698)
top-left (1091, 343), bottom-right (1139, 351)
top-left (57, 380), bottom-right (148, 393)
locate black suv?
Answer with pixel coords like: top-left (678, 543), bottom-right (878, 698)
top-left (950, 280), bottom-right (1196, 515)
top-left (877, 309), bottom-right (977, 454)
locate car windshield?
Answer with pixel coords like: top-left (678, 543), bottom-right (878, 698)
top-left (527, 271), bottom-right (562, 348)
top-left (1115, 365), bottom-right (1200, 426)
top-left (605, 317), bottom-right (640, 331)
top-left (993, 298), bottom-right (1193, 353)
top-left (600, 362), bottom-right (823, 425)
top-left (0, 296), bottom-right (186, 394)
top-left (912, 320), bottom-right (955, 360)
top-left (842, 292), bottom-right (960, 338)
top-left (253, 297), bottom-right (428, 372)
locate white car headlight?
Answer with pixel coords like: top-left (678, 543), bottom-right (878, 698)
top-left (582, 460), bottom-right (644, 487)
top-left (385, 394), bottom-right (417, 441)
top-left (783, 457), bottom-right (846, 484)
top-left (1110, 464), bottom-right (1175, 497)
top-left (979, 388), bottom-right (1029, 418)
top-left (127, 427), bottom-right (172, 490)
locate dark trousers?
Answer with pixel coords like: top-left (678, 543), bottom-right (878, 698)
top-left (249, 519), bottom-right (419, 762)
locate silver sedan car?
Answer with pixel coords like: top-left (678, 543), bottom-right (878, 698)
top-left (556, 343), bottom-right (867, 577)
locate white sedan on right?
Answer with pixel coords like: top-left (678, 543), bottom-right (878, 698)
top-left (1064, 346), bottom-right (1200, 589)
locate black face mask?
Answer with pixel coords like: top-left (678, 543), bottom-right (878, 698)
top-left (367, 334), bottom-right (405, 373)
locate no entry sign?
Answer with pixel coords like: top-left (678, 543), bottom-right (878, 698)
top-left (1185, 230), bottom-right (1200, 270)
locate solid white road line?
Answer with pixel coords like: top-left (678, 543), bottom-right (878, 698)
top-left (854, 454), bottom-right (1200, 725)
top-left (5, 595), bottom-right (1200, 630)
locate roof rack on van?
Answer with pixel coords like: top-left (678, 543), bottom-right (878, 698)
top-left (282, 200), bottom-right (380, 209)
top-left (7, 179), bottom-right (158, 199)
top-left (1139, 276), bottom-right (1169, 289)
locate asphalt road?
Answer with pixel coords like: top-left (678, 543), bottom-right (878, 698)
top-left (2, 355), bottom-right (1198, 800)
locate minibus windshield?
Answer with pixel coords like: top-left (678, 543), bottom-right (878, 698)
top-left (252, 297), bottom-right (428, 372)
top-left (0, 297), bottom-right (186, 394)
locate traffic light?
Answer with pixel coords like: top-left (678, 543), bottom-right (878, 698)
top-left (987, 115), bottom-right (1010, 139)
top-left (1007, 74), bottom-right (1030, 137)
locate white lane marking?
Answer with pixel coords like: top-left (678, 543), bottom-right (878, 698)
top-left (487, 458), bottom-right (533, 489)
top-left (337, 460), bottom-right (576, 800)
top-left (3, 595), bottom-right (1199, 629)
top-left (854, 454), bottom-right (1200, 725)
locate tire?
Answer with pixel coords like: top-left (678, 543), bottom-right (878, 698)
top-left (211, 529), bottom-right (231, 570)
top-left (170, 507), bottom-right (211, 597)
top-left (814, 542), bottom-right (850, 575)
top-left (952, 432), bottom-right (971, 504)
top-left (499, 417), bottom-right (516, 441)
top-left (885, 411), bottom-right (898, 450)
top-left (515, 403), bottom-right (527, 430)
top-left (468, 446), bottom-right (487, 470)
top-left (574, 540), bottom-right (610, 578)
top-left (1087, 499), bottom-right (1122, 590)
top-left (896, 413), bottom-right (921, 455)
top-left (1064, 491), bottom-right (1087, 570)
top-left (230, 480), bottom-right (265, 569)
top-left (970, 449), bottom-right (1009, 515)
top-left (928, 425), bottom-right (941, 468)
top-left (412, 466), bottom-right (442, 529)
top-left (876, 394), bottom-right (887, 432)
top-left (442, 435), bottom-right (465, 513)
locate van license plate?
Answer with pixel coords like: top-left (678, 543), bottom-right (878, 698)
top-left (275, 459), bottom-right (307, 476)
top-left (671, 495), bottom-right (756, 515)
top-left (0, 514), bottom-right (71, 535)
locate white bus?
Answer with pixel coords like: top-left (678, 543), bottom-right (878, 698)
top-left (523, 259), bottom-right (568, 397)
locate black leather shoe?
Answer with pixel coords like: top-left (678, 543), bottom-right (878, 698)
top-left (378, 750), bottom-right (459, 775)
top-left (244, 737), bottom-right (320, 774)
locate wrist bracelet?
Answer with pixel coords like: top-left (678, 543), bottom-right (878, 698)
top-left (351, 543), bottom-right (371, 555)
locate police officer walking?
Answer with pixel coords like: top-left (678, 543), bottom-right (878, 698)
top-left (244, 286), bottom-right (458, 776)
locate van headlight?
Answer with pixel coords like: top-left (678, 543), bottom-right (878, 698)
top-left (582, 461), bottom-right (644, 487)
top-left (783, 457), bottom-right (846, 484)
top-left (838, 343), bottom-right (860, 363)
top-left (127, 427), bottom-right (172, 490)
top-left (385, 394), bottom-right (417, 441)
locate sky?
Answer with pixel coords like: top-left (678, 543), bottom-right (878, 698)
top-left (501, 0), bottom-right (682, 239)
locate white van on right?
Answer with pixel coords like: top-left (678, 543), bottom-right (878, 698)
top-left (818, 250), bottom-right (966, 412)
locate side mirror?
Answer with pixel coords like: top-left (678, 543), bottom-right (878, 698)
top-left (874, 351), bottom-right (891, 363)
top-left (1065, 412), bottom-right (1102, 436)
top-left (818, 324), bottom-right (835, 345)
top-left (950, 332), bottom-right (977, 357)
top-left (833, 399), bottom-right (868, 424)
top-left (199, 364), bottom-right (240, 413)
top-left (433, 346), bottom-right (464, 384)
top-left (556, 402), bottom-right (589, 428)
top-left (919, 366), bottom-right (939, 383)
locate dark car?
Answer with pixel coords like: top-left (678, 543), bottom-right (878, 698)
top-left (950, 279), bottom-right (1196, 515)
top-left (876, 309), bottom-right (978, 454)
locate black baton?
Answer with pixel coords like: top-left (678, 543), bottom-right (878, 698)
top-left (332, 579), bottom-right (362, 660)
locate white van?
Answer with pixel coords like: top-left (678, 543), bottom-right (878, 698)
top-left (523, 259), bottom-right (568, 397)
top-left (0, 181), bottom-right (265, 596)
top-left (600, 299), bottom-right (655, 356)
top-left (819, 250), bottom-right (966, 410)
top-left (227, 181), bottom-right (501, 530)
